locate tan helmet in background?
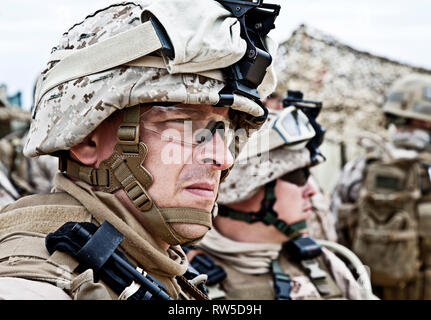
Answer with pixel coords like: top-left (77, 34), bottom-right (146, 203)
top-left (383, 74), bottom-right (431, 124)
top-left (217, 104), bottom-right (326, 239)
top-left (219, 107), bottom-right (324, 205)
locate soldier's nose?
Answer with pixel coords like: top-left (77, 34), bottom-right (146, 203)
top-left (194, 131), bottom-right (234, 171)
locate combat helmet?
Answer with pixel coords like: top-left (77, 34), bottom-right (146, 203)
top-left (217, 91), bottom-right (326, 239)
top-left (383, 74), bottom-right (431, 124)
top-left (24, 0), bottom-right (280, 246)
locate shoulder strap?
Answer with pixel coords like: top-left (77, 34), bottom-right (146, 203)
top-left (271, 259), bottom-right (292, 300)
top-left (0, 232), bottom-right (76, 288)
top-left (300, 258), bottom-right (343, 299)
top-left (283, 236), bottom-right (343, 299)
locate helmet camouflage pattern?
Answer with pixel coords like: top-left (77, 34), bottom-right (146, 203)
top-left (21, 0), bottom-right (280, 246)
top-left (25, 0), bottom-right (277, 157)
top-left (218, 109), bottom-right (319, 205)
top-left (383, 74), bottom-right (431, 124)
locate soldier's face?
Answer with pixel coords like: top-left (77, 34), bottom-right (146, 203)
top-left (403, 119), bottom-right (431, 132)
top-left (263, 97), bottom-right (283, 110)
top-left (139, 104), bottom-right (234, 239)
top-left (273, 178), bottom-right (316, 233)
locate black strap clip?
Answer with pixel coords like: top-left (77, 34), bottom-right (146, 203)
top-left (283, 235), bottom-right (323, 261)
top-left (183, 246), bottom-right (227, 287)
top-left (271, 259), bottom-right (292, 300)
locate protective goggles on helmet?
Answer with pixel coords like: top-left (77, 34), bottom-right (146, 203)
top-left (140, 105), bottom-right (236, 148)
top-left (272, 106), bottom-right (316, 149)
top-left (279, 167), bottom-right (310, 187)
top-left (282, 90), bottom-right (326, 164)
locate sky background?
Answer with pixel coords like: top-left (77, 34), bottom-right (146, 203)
top-left (1, 0), bottom-right (431, 110)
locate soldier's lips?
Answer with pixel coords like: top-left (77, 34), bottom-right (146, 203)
top-left (184, 182), bottom-right (215, 198)
top-left (303, 205), bottom-right (313, 214)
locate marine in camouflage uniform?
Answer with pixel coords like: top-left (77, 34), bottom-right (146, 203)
top-left (0, 91), bottom-right (58, 209)
top-left (262, 91), bottom-right (337, 242)
top-left (0, 0), bottom-right (279, 299)
top-left (331, 74), bottom-right (431, 299)
top-left (187, 106), bottom-right (372, 300)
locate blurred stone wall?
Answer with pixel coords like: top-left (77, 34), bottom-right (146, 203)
top-left (274, 24), bottom-right (431, 194)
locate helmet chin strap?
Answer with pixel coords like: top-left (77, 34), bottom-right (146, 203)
top-left (218, 180), bottom-right (306, 240)
top-left (61, 106), bottom-right (215, 246)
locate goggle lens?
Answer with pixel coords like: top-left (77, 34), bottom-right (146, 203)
top-left (273, 107), bottom-right (316, 146)
top-left (279, 167), bottom-right (310, 186)
top-left (140, 105), bottom-right (235, 148)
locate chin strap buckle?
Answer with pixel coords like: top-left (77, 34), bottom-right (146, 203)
top-left (117, 123), bottom-right (140, 145)
top-left (123, 179), bottom-right (153, 211)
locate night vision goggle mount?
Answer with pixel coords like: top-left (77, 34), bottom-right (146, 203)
top-left (283, 90), bottom-right (326, 164)
top-left (215, 0), bottom-right (280, 122)
top-left (144, 1), bottom-right (280, 125)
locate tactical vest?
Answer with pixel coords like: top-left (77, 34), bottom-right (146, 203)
top-left (0, 192), bottom-right (207, 300)
top-left (351, 151), bottom-right (431, 299)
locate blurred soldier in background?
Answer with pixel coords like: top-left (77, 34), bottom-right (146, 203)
top-left (331, 74), bottom-right (431, 299)
top-left (186, 96), bottom-right (373, 300)
top-left (0, 84), bottom-right (57, 209)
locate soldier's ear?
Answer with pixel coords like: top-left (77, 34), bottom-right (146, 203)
top-left (70, 112), bottom-right (123, 167)
top-left (70, 134), bottom-right (98, 166)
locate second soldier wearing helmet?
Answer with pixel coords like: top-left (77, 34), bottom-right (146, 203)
top-left (0, 0), bottom-right (280, 300)
top-left (186, 96), bottom-right (369, 300)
